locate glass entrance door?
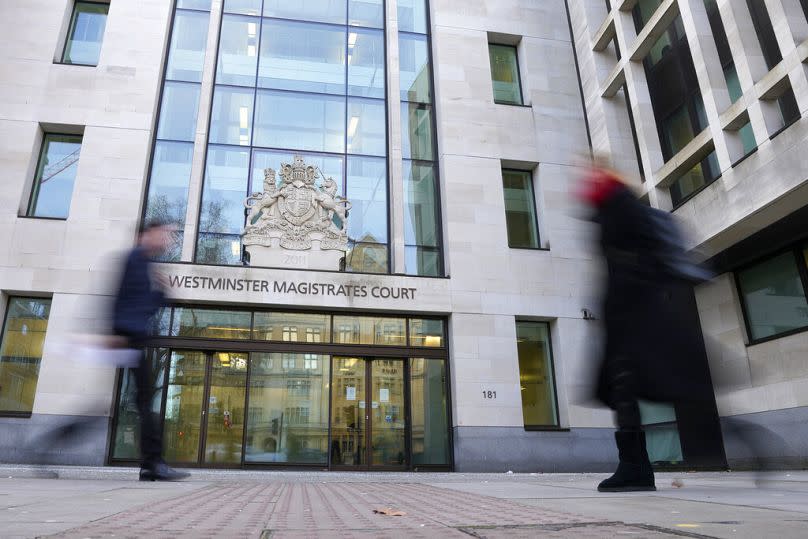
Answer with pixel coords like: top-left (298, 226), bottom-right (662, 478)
top-left (163, 350), bottom-right (248, 466)
top-left (330, 357), bottom-right (407, 469)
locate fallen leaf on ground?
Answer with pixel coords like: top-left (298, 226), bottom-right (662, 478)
top-left (373, 508), bottom-right (407, 516)
top-left (671, 478), bottom-right (684, 488)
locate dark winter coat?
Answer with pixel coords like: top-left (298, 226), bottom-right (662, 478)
top-left (112, 246), bottom-right (165, 344)
top-left (593, 186), bottom-right (711, 408)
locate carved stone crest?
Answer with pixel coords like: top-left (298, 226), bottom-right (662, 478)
top-left (242, 156), bottom-right (351, 269)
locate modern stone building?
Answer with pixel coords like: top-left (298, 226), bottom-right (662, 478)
top-left (0, 0), bottom-right (805, 471)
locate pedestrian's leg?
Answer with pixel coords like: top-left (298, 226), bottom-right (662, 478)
top-left (133, 351), bottom-right (162, 470)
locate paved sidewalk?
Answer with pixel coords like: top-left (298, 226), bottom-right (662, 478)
top-left (0, 467), bottom-right (806, 538)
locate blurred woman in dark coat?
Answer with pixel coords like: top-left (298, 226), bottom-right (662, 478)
top-left (579, 167), bottom-right (711, 492)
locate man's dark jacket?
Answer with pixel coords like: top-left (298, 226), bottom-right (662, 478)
top-left (112, 246), bottom-right (164, 344)
top-left (593, 186), bottom-right (711, 407)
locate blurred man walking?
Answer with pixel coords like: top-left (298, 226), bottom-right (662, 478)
top-left (112, 220), bottom-right (189, 482)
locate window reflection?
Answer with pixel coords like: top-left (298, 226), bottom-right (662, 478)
top-left (259, 19), bottom-right (346, 94)
top-left (253, 312), bottom-right (331, 342)
top-left (502, 169), bottom-right (539, 248)
top-left (399, 33), bottom-right (431, 103)
top-left (346, 156), bottom-right (388, 243)
top-left (166, 10), bottom-right (209, 82)
top-left (346, 242), bottom-right (389, 274)
top-left (409, 319), bottom-right (444, 347)
top-left (210, 86), bottom-right (255, 146)
top-left (217, 15), bottom-right (260, 86)
top-left (28, 134), bottom-right (83, 219)
top-left (349, 0), bottom-right (384, 28)
top-left (245, 353), bottom-right (330, 464)
top-left (62, 2), bottom-right (108, 66)
top-left (157, 82), bottom-right (202, 142)
top-left (401, 103), bottom-right (434, 160)
top-left (347, 98), bottom-right (386, 156)
top-left (410, 358), bottom-right (449, 465)
top-left (348, 28), bottom-right (385, 98)
top-left (516, 321), bottom-right (559, 427)
top-left (224, 0), bottom-right (262, 15)
top-left (332, 316), bottom-right (406, 345)
top-left (398, 0), bottom-right (428, 34)
top-left (264, 0), bottom-right (347, 24)
top-left (254, 90), bottom-right (345, 153)
top-left (171, 308), bottom-right (252, 339)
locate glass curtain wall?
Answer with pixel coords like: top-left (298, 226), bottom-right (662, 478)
top-left (143, 2), bottom-right (212, 261)
top-left (198, 0), bottom-right (390, 273)
top-left (399, 0), bottom-right (443, 276)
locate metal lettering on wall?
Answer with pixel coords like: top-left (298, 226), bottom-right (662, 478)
top-left (167, 275), bottom-right (417, 300)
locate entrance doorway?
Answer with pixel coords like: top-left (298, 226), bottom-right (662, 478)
top-left (330, 357), bottom-right (407, 469)
top-left (162, 350), bottom-right (248, 466)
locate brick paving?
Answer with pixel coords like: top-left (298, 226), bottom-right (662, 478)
top-left (51, 481), bottom-right (602, 538)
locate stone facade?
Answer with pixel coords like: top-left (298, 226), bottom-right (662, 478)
top-left (0, 0), bottom-right (805, 470)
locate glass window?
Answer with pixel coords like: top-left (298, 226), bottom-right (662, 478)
top-left (404, 245), bottom-right (440, 277)
top-left (410, 358), bottom-right (450, 465)
top-left (171, 308), bottom-right (252, 339)
top-left (216, 15), bottom-right (260, 87)
top-left (196, 146), bottom-right (250, 265)
top-left (166, 10), bottom-right (209, 82)
top-left (516, 321), bottom-right (559, 427)
top-left (264, 0), bottom-right (347, 25)
top-left (398, 0), bottom-right (428, 34)
top-left (178, 0), bottom-right (212, 9)
top-left (27, 134), bottom-right (82, 219)
top-left (157, 82), bottom-right (201, 142)
top-left (259, 19), bottom-right (346, 95)
top-left (209, 86), bottom-right (255, 146)
top-left (502, 169), bottom-right (539, 248)
top-left (348, 28), bottom-right (385, 98)
top-left (333, 316), bottom-right (406, 345)
top-left (409, 319), bottom-right (444, 347)
top-left (746, 0), bottom-right (782, 70)
top-left (401, 103), bottom-right (434, 160)
top-left (224, 0), bottom-right (262, 15)
top-left (254, 90), bottom-right (345, 153)
top-left (739, 122), bottom-right (756, 156)
top-left (0, 298), bottom-right (51, 414)
top-left (776, 88), bottom-right (801, 131)
top-left (253, 312), bottom-right (331, 342)
top-left (111, 348), bottom-right (168, 459)
top-left (488, 44), bottom-right (523, 105)
top-left (143, 141), bottom-right (194, 260)
top-left (737, 251), bottom-right (808, 340)
top-left (403, 161), bottom-right (438, 247)
top-left (346, 156), bottom-right (388, 243)
top-left (399, 33), bottom-right (431, 103)
top-left (62, 1), bottom-right (109, 65)
top-left (347, 98), bottom-right (386, 156)
top-left (252, 149), bottom-right (345, 195)
top-left (246, 353), bottom-right (330, 464)
top-left (346, 242), bottom-right (389, 273)
top-left (670, 151), bottom-right (719, 207)
top-left (349, 0), bottom-right (384, 28)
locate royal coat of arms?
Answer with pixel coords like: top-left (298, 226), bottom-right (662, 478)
top-left (242, 156), bottom-right (351, 269)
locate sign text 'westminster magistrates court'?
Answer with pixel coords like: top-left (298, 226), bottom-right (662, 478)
top-left (167, 275), bottom-right (418, 300)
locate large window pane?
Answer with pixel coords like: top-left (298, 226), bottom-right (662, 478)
top-left (347, 98), bottom-right (386, 156)
top-left (399, 33), bottom-right (431, 103)
top-left (111, 348), bottom-right (168, 460)
top-left (349, 0), bottom-right (384, 28)
top-left (401, 103), bottom-right (434, 160)
top-left (224, 0), bottom-right (262, 15)
top-left (166, 10), bottom-right (209, 82)
top-left (259, 19), bottom-right (346, 94)
top-left (0, 298), bottom-right (51, 414)
top-left (398, 0), bottom-right (428, 34)
top-left (178, 0), bottom-right (212, 9)
top-left (346, 156), bottom-right (388, 243)
top-left (489, 44), bottom-right (523, 105)
top-left (157, 82), bottom-right (201, 142)
top-left (404, 245), bottom-right (440, 277)
top-left (62, 2), bottom-right (108, 65)
top-left (409, 319), bottom-right (444, 347)
top-left (171, 308), bottom-right (252, 339)
top-left (27, 134), bottom-right (82, 219)
top-left (348, 28), bottom-right (385, 98)
top-left (216, 15), bottom-right (260, 86)
top-left (252, 149), bottom-right (344, 195)
top-left (346, 242), bottom-right (388, 273)
top-left (737, 252), bottom-right (808, 340)
top-left (403, 161), bottom-right (438, 246)
top-left (670, 151), bottom-right (719, 206)
top-left (254, 90), bottom-right (345, 153)
top-left (209, 86), bottom-right (255, 146)
top-left (502, 169), bottom-right (539, 248)
top-left (246, 353), bottom-right (330, 464)
top-left (333, 316), bottom-right (406, 345)
top-left (253, 313), bottom-right (331, 342)
top-left (410, 358), bottom-right (450, 466)
top-left (196, 233), bottom-right (243, 265)
top-left (163, 351), bottom-right (206, 463)
top-left (264, 0), bottom-right (347, 25)
top-left (516, 321), bottom-right (559, 427)
top-left (144, 141), bottom-right (194, 261)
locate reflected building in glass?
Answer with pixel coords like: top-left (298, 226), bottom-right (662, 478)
top-left (2, 0), bottom-right (808, 472)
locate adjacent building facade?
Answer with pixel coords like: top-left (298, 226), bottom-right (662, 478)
top-left (0, 0), bottom-right (805, 471)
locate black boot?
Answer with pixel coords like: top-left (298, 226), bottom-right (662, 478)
top-left (598, 430), bottom-right (656, 492)
top-left (139, 461), bottom-right (190, 482)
